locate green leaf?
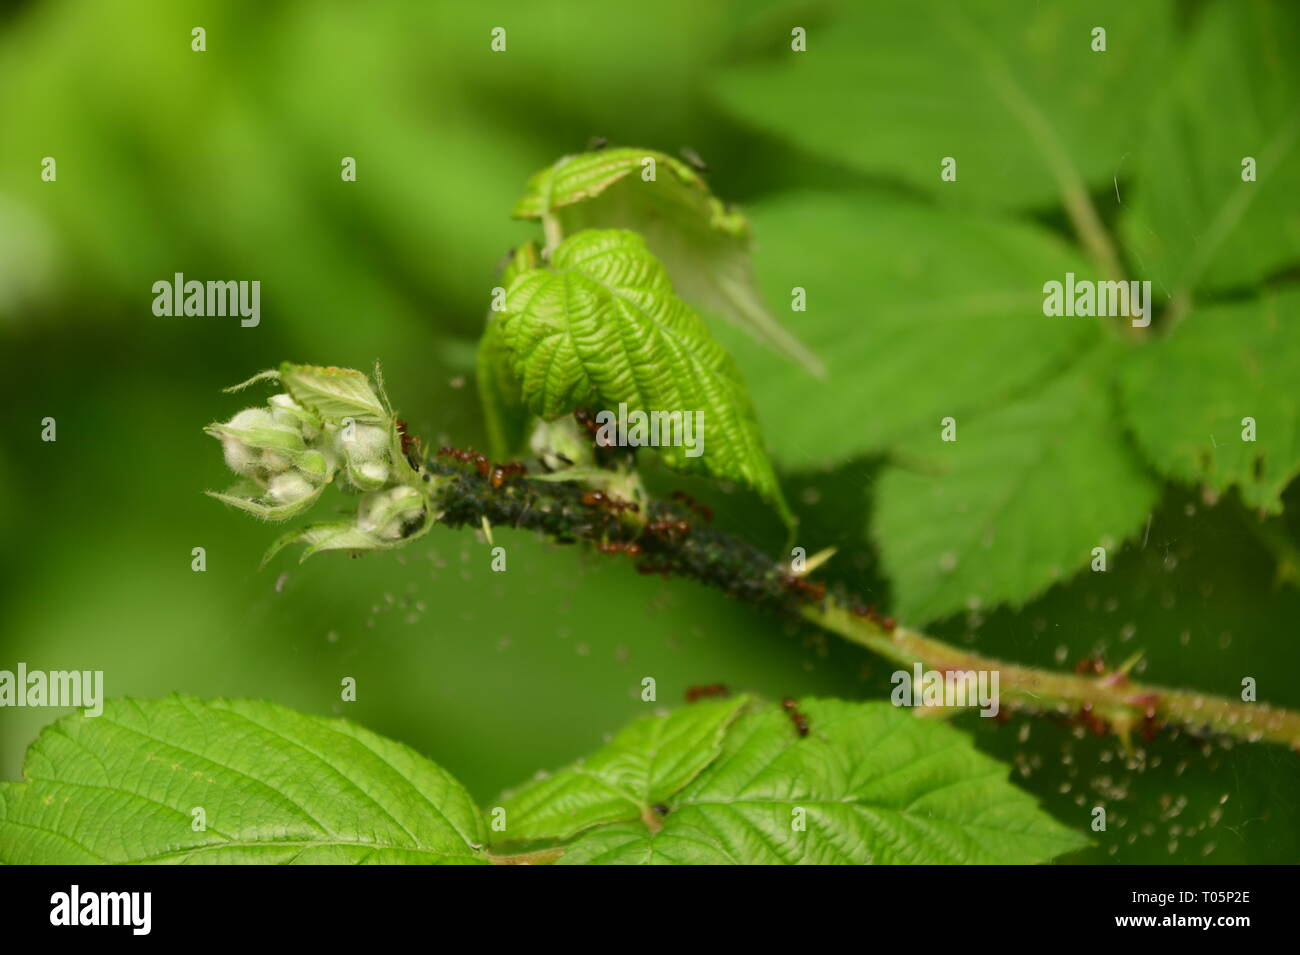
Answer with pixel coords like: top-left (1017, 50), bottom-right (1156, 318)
top-left (492, 696), bottom-right (750, 844)
top-left (1120, 290), bottom-right (1300, 514)
top-left (514, 148), bottom-right (822, 376)
top-left (875, 351), bottom-right (1158, 624)
top-left (479, 242), bottom-right (542, 458)
top-left (279, 362), bottom-right (387, 423)
top-left (714, 0), bottom-right (1174, 211)
top-left (205, 485), bottom-right (324, 523)
top-left (496, 228), bottom-right (791, 522)
top-left (0, 696), bottom-right (488, 864)
top-left (549, 700), bottom-right (1088, 864)
top-left (708, 191), bottom-right (1100, 469)
top-left (1120, 0), bottom-right (1300, 295)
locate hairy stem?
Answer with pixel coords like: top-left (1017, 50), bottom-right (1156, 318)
top-left (428, 457), bottom-right (1300, 753)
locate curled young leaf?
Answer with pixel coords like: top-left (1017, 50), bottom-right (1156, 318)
top-left (514, 147), bottom-right (822, 376)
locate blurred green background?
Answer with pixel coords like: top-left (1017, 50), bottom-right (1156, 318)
top-left (2, 0), bottom-right (1298, 864)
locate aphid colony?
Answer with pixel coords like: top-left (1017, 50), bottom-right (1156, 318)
top-left (436, 446), bottom-right (527, 489)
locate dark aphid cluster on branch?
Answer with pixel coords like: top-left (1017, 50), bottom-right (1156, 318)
top-left (684, 683), bottom-right (729, 703)
top-left (782, 697), bottom-right (810, 737)
top-left (430, 461), bottom-right (847, 618)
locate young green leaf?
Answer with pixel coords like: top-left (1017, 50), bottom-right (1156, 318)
top-left (492, 695), bottom-right (750, 844)
top-left (279, 362), bottom-right (388, 423)
top-left (1120, 0), bottom-right (1300, 295)
top-left (529, 699), bottom-right (1089, 865)
top-left (714, 0), bottom-right (1173, 212)
top-left (875, 351), bottom-right (1158, 624)
top-left (1120, 290), bottom-right (1300, 514)
top-left (707, 191), bottom-right (1100, 469)
top-left (514, 147), bottom-right (823, 376)
top-left (496, 228), bottom-right (791, 522)
top-left (0, 696), bottom-right (489, 864)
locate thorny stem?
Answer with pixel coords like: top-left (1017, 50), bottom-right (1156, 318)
top-left (427, 457), bottom-right (1300, 754)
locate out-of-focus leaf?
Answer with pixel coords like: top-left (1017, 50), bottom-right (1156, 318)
top-left (1120, 0), bottom-right (1300, 296)
top-left (714, 0), bottom-right (1173, 211)
top-left (1120, 290), bottom-right (1300, 514)
top-left (874, 350), bottom-right (1158, 624)
top-left (710, 191), bottom-right (1099, 469)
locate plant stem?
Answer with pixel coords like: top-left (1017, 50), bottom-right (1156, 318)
top-left (428, 457), bottom-right (1300, 753)
top-left (809, 603), bottom-right (1300, 750)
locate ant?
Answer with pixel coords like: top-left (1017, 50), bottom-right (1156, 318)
top-left (490, 461), bottom-right (527, 489)
top-left (581, 490), bottom-right (639, 513)
top-left (684, 683), bottom-right (729, 703)
top-left (635, 560), bottom-right (673, 578)
top-left (850, 601), bottom-right (896, 634)
top-left (1074, 656), bottom-right (1107, 676)
top-left (573, 408), bottom-right (617, 449)
top-left (781, 697), bottom-right (810, 737)
top-left (783, 576), bottom-right (826, 604)
top-left (596, 540), bottom-right (642, 557)
top-left (395, 419), bottom-right (422, 470)
top-left (670, 490), bottom-right (713, 522)
top-left (438, 445), bottom-right (490, 477)
top-left (646, 518), bottom-right (691, 540)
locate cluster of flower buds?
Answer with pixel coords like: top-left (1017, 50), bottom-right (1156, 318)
top-left (205, 363), bottom-right (437, 562)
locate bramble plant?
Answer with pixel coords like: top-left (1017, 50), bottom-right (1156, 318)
top-left (4, 129), bottom-right (1299, 865)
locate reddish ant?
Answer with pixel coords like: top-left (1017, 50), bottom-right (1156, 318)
top-left (684, 683), bottom-right (729, 703)
top-left (646, 518), bottom-right (690, 540)
top-left (581, 490), bottom-right (639, 513)
top-left (781, 697), bottom-right (810, 737)
top-left (490, 461), bottom-right (527, 489)
top-left (1074, 656), bottom-right (1107, 676)
top-left (670, 491), bottom-right (713, 522)
top-left (596, 540), bottom-right (642, 557)
top-left (783, 576), bottom-right (826, 604)
top-left (635, 560), bottom-right (672, 578)
top-left (574, 408), bottom-right (617, 449)
top-left (395, 419), bottom-right (422, 470)
top-left (850, 601), bottom-right (896, 634)
top-left (438, 445), bottom-right (490, 477)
